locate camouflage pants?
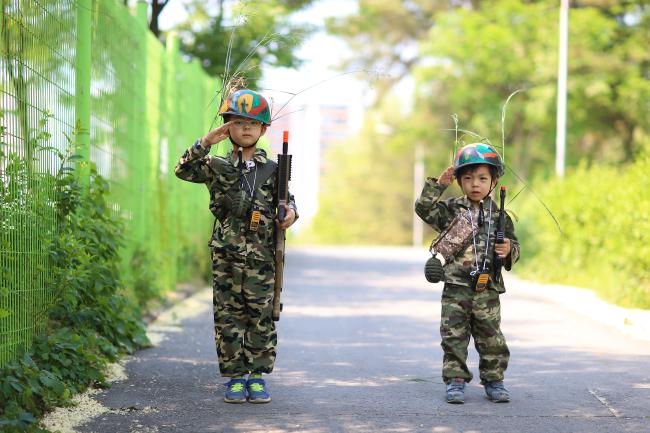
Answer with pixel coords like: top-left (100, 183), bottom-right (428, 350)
top-left (211, 251), bottom-right (277, 377)
top-left (440, 283), bottom-right (509, 384)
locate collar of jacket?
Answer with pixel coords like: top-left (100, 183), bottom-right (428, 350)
top-left (453, 195), bottom-right (498, 212)
top-left (227, 148), bottom-right (269, 167)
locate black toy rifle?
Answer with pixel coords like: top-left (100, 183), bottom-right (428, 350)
top-left (273, 131), bottom-right (292, 321)
top-left (493, 186), bottom-right (507, 284)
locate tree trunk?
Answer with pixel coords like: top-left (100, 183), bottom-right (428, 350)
top-left (149, 0), bottom-right (169, 38)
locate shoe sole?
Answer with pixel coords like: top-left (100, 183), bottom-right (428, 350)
top-left (224, 396), bottom-right (247, 404)
top-left (446, 399), bottom-right (464, 404)
top-left (486, 396), bottom-right (509, 403)
top-left (248, 397), bottom-right (271, 404)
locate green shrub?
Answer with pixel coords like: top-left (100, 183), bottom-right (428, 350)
top-left (515, 154), bottom-right (650, 309)
top-left (1, 140), bottom-right (150, 431)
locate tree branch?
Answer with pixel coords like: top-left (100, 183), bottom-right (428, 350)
top-left (149, 0), bottom-right (170, 38)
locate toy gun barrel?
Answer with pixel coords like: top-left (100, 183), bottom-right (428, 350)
top-left (493, 186), bottom-right (507, 284)
top-left (273, 131), bottom-right (291, 321)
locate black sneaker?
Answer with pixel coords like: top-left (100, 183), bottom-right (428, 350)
top-left (446, 378), bottom-right (465, 404)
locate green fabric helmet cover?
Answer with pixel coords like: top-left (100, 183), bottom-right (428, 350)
top-left (453, 143), bottom-right (504, 177)
top-left (219, 89), bottom-right (271, 125)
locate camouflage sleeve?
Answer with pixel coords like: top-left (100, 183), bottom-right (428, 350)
top-left (414, 177), bottom-right (453, 232)
top-left (504, 213), bottom-right (520, 271)
top-left (174, 140), bottom-right (214, 184)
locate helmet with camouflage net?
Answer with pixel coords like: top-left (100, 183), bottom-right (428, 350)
top-left (219, 89), bottom-right (271, 125)
top-left (453, 143), bottom-right (504, 178)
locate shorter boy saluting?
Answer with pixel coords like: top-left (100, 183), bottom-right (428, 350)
top-left (415, 143), bottom-right (520, 404)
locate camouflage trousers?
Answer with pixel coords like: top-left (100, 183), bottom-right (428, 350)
top-left (211, 250), bottom-right (277, 377)
top-left (440, 283), bottom-right (509, 384)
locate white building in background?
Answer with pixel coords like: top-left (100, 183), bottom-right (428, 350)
top-left (266, 103), bottom-right (356, 232)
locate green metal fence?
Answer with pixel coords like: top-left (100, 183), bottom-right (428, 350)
top-left (0, 0), bottom-right (219, 367)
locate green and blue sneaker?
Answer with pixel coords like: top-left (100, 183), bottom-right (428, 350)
top-left (224, 378), bottom-right (247, 404)
top-left (246, 376), bottom-right (271, 404)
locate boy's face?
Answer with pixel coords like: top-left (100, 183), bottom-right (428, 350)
top-left (228, 116), bottom-right (267, 148)
top-left (458, 164), bottom-right (496, 203)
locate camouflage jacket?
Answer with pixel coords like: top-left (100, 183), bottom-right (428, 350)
top-left (415, 177), bottom-right (520, 293)
top-left (175, 141), bottom-right (297, 262)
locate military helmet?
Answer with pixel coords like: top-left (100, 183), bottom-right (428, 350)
top-left (219, 89), bottom-right (271, 125)
top-left (453, 143), bottom-right (504, 178)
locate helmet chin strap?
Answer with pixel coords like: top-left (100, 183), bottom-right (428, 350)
top-left (485, 183), bottom-right (498, 200)
top-left (477, 182), bottom-right (499, 206)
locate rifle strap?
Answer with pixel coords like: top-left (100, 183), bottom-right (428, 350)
top-left (245, 159), bottom-right (276, 203)
top-left (251, 159), bottom-right (277, 191)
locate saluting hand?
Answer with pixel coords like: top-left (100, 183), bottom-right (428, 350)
top-left (495, 238), bottom-right (511, 259)
top-left (437, 166), bottom-right (455, 187)
top-left (201, 121), bottom-right (233, 148)
top-left (277, 204), bottom-right (296, 230)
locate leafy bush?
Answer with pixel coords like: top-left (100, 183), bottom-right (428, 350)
top-left (515, 154), bottom-right (650, 309)
top-left (1, 127), bottom-right (150, 431)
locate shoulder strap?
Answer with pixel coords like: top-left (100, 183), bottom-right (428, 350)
top-left (252, 159), bottom-right (277, 191)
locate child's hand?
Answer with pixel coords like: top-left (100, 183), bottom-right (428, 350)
top-left (201, 121), bottom-right (233, 148)
top-left (437, 166), bottom-right (455, 186)
top-left (495, 238), bottom-right (511, 259)
top-left (277, 205), bottom-right (296, 230)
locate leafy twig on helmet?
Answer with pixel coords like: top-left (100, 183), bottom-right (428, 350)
top-left (501, 89), bottom-right (525, 167)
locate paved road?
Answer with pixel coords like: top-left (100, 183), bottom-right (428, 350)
top-left (64, 247), bottom-right (649, 433)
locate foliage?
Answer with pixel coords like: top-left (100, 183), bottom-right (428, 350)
top-left (324, 0), bottom-right (650, 173)
top-left (514, 152), bottom-right (650, 309)
top-left (300, 107), bottom-right (417, 244)
top-left (415, 0), bottom-right (650, 176)
top-left (325, 0), bottom-right (456, 103)
top-left (314, 0), bottom-right (650, 224)
top-left (0, 331), bottom-right (108, 433)
top-left (173, 0), bottom-right (316, 86)
top-left (48, 163), bottom-right (150, 353)
top-left (0, 124), bottom-right (149, 430)
top-left (310, 0), bottom-right (650, 310)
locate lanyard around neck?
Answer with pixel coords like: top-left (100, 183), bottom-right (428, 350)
top-left (241, 161), bottom-right (258, 198)
top-left (468, 201), bottom-right (492, 274)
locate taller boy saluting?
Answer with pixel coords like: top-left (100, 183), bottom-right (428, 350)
top-left (175, 88), bottom-right (297, 404)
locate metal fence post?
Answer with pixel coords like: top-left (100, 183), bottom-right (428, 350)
top-left (166, 32), bottom-right (180, 288)
top-left (75, 0), bottom-right (92, 182)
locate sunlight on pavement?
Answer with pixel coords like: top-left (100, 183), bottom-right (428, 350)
top-left (285, 299), bottom-right (440, 319)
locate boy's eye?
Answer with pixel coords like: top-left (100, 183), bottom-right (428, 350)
top-left (234, 120), bottom-right (261, 127)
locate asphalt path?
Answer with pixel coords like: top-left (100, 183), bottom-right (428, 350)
top-left (64, 246), bottom-right (650, 433)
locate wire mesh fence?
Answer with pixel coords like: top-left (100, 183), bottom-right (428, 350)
top-left (0, 0), bottom-right (219, 367)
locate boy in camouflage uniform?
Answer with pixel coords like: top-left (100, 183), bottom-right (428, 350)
top-left (415, 143), bottom-right (520, 404)
top-left (175, 89), bottom-right (297, 404)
